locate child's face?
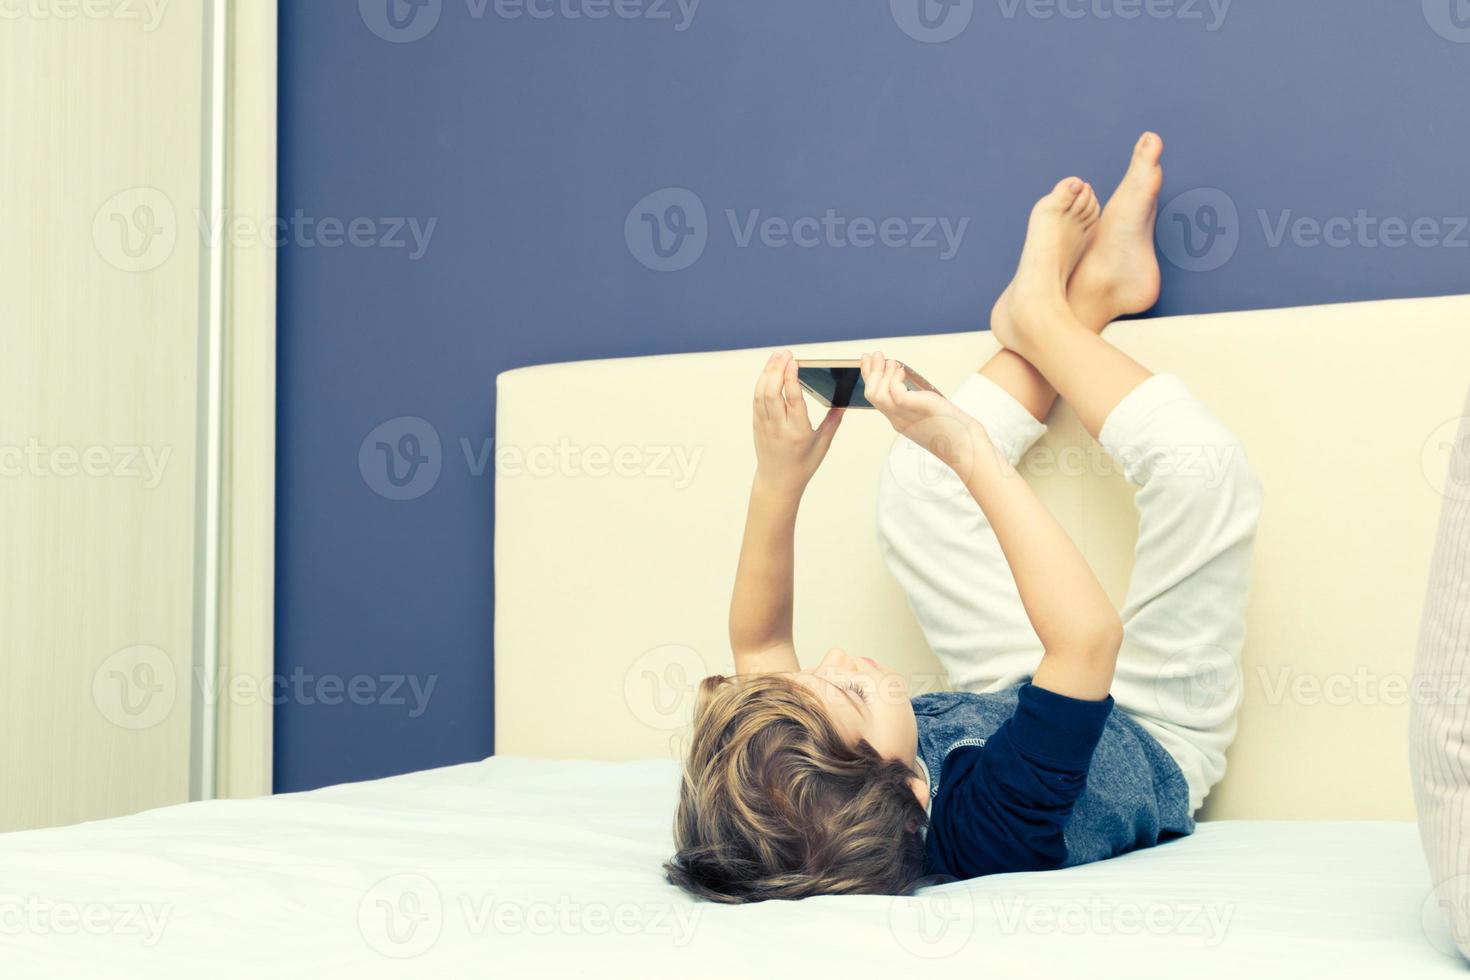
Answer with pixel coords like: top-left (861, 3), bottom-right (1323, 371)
top-left (789, 649), bottom-right (924, 797)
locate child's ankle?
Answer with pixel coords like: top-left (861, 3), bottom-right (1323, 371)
top-left (1065, 291), bottom-right (1119, 335)
top-left (1011, 299), bottom-right (1080, 357)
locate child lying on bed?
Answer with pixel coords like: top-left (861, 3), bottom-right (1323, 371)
top-left (664, 133), bottom-right (1264, 902)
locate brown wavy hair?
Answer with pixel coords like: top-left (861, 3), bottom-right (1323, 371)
top-left (665, 672), bottom-right (927, 903)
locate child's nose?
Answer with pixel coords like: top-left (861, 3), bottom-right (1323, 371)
top-left (823, 647), bottom-right (848, 667)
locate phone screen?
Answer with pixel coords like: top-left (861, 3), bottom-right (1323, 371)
top-left (797, 366), bottom-right (871, 409)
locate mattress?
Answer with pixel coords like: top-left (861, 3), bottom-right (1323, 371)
top-left (0, 757), bottom-right (1460, 978)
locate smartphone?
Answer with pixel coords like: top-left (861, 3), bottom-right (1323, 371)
top-left (796, 359), bottom-right (940, 410)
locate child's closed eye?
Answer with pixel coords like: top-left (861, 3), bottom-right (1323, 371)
top-left (844, 680), bottom-right (870, 703)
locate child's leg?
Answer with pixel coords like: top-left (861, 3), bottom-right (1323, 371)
top-left (1002, 299), bottom-right (1263, 816)
top-left (879, 136), bottom-right (1166, 695)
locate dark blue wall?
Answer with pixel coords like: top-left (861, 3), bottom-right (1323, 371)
top-left (276, 0), bottom-right (1470, 791)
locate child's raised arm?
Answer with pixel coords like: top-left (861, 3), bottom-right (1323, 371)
top-left (861, 353), bottom-right (1122, 701)
top-left (728, 352), bottom-right (844, 675)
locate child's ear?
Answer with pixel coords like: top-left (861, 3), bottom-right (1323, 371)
top-left (907, 775), bottom-right (928, 814)
top-left (905, 816), bottom-right (921, 834)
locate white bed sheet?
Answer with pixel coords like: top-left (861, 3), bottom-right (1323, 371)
top-left (0, 757), bottom-right (1461, 978)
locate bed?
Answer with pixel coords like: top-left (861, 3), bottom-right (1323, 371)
top-left (7, 296), bottom-right (1470, 975)
top-left (0, 756), bottom-right (1461, 977)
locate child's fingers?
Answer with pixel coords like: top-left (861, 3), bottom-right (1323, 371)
top-left (862, 352), bottom-right (889, 407)
top-left (891, 367), bottom-right (923, 409)
top-left (758, 353), bottom-right (788, 422)
top-left (754, 351), bottom-right (782, 421)
top-left (881, 358), bottom-right (903, 403)
top-left (781, 357), bottom-right (804, 418)
top-left (892, 364), bottom-right (909, 397)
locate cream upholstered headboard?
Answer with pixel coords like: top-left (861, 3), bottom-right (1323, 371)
top-left (494, 294), bottom-right (1470, 821)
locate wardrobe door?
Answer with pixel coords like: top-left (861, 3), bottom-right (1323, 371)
top-left (0, 4), bottom-right (205, 830)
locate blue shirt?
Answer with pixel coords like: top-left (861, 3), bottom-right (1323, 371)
top-left (915, 683), bottom-right (1193, 881)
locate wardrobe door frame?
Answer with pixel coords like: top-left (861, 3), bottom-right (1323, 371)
top-left (206, 0), bottom-right (277, 802)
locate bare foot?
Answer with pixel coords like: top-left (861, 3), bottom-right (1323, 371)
top-left (990, 177), bottom-right (1100, 354)
top-left (1068, 132), bottom-right (1164, 329)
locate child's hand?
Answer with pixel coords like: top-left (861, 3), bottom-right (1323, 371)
top-left (861, 352), bottom-right (983, 471)
top-left (752, 351), bottom-right (843, 494)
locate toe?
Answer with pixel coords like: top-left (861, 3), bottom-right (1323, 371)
top-left (1121, 135), bottom-right (1164, 197)
top-left (1134, 131), bottom-right (1164, 163)
top-left (1072, 181), bottom-right (1099, 218)
top-left (1048, 177), bottom-right (1085, 212)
